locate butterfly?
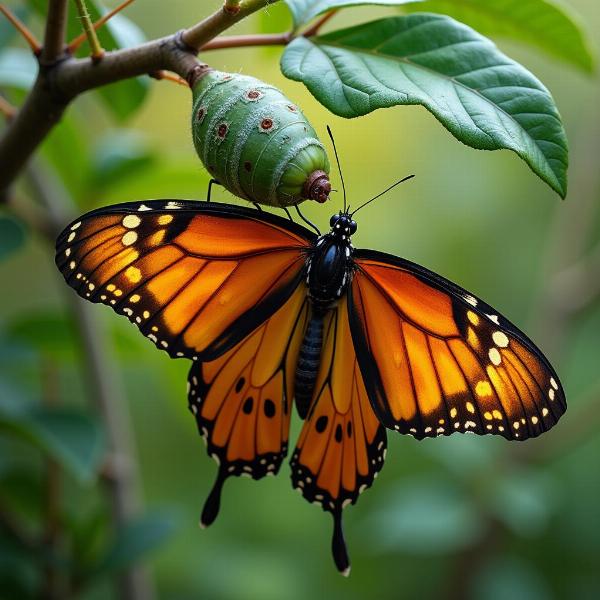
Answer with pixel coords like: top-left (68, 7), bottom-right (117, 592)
top-left (55, 195), bottom-right (566, 575)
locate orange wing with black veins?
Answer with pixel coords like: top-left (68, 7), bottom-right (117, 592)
top-left (55, 200), bottom-right (315, 361)
top-left (349, 250), bottom-right (567, 441)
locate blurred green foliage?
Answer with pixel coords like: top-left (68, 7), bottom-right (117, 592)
top-left (1, 0), bottom-right (600, 598)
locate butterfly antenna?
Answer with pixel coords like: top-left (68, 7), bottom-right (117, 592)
top-left (326, 125), bottom-right (347, 213)
top-left (350, 174), bottom-right (415, 216)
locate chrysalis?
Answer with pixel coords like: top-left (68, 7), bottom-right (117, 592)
top-left (191, 70), bottom-right (331, 207)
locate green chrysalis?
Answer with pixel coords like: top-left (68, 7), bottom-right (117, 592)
top-left (191, 70), bottom-right (331, 207)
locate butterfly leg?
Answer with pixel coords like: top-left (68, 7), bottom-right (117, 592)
top-left (294, 204), bottom-right (320, 236)
top-left (206, 178), bottom-right (222, 202)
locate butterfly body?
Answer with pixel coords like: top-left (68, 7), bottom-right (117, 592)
top-left (55, 199), bottom-right (566, 576)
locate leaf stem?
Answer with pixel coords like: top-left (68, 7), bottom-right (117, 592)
top-left (68, 0), bottom-right (135, 53)
top-left (301, 9), bottom-right (338, 37)
top-left (0, 3), bottom-right (42, 54)
top-left (73, 0), bottom-right (105, 61)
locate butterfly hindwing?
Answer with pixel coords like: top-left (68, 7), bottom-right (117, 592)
top-left (350, 251), bottom-right (567, 441)
top-left (55, 200), bottom-right (314, 361)
top-left (187, 285), bottom-right (310, 526)
top-left (290, 297), bottom-right (386, 574)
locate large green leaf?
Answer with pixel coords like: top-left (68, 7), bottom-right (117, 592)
top-left (281, 13), bottom-right (568, 197)
top-left (403, 0), bottom-right (595, 73)
top-left (285, 0), bottom-right (421, 29)
top-left (0, 399), bottom-right (105, 484)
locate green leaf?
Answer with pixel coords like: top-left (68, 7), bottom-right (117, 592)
top-left (281, 13), bottom-right (569, 197)
top-left (0, 48), bottom-right (37, 90)
top-left (0, 403), bottom-right (105, 484)
top-left (285, 0), bottom-right (422, 29)
top-left (92, 512), bottom-right (178, 576)
top-left (0, 214), bottom-right (26, 261)
top-left (403, 0), bottom-right (596, 73)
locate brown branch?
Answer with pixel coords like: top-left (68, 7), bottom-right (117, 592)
top-left (41, 0), bottom-right (69, 63)
top-left (0, 0), bottom-right (279, 195)
top-left (301, 9), bottom-right (338, 37)
top-left (24, 160), bottom-right (156, 600)
top-left (40, 357), bottom-right (65, 600)
top-left (0, 4), bottom-right (42, 54)
top-left (69, 0), bottom-right (136, 52)
top-left (201, 32), bottom-right (290, 51)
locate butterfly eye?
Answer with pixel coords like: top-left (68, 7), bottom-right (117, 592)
top-left (330, 214), bottom-right (340, 227)
top-left (349, 220), bottom-right (357, 234)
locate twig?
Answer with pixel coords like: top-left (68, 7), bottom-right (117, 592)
top-left (0, 4), bottom-right (42, 54)
top-left (150, 70), bottom-right (190, 87)
top-left (0, 93), bottom-right (16, 120)
top-left (73, 0), bottom-right (105, 61)
top-left (301, 9), bottom-right (338, 37)
top-left (69, 0), bottom-right (135, 52)
top-left (182, 0), bottom-right (278, 50)
top-left (0, 0), bottom-right (279, 194)
top-left (201, 32), bottom-right (291, 51)
top-left (25, 160), bottom-right (155, 600)
top-left (40, 356), bottom-right (65, 600)
top-left (41, 0), bottom-right (69, 63)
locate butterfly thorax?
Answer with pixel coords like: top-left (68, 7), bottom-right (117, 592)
top-left (306, 214), bottom-right (356, 313)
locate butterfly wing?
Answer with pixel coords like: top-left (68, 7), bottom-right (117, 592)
top-left (349, 250), bottom-right (566, 441)
top-left (55, 200), bottom-right (315, 361)
top-left (188, 284), bottom-right (310, 526)
top-left (290, 296), bottom-right (387, 575)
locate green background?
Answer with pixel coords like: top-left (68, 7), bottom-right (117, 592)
top-left (1, 1), bottom-right (599, 598)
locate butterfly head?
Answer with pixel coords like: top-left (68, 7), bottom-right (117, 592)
top-left (329, 212), bottom-right (357, 239)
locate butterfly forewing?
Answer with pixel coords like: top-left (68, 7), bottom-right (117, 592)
top-left (349, 251), bottom-right (566, 441)
top-left (55, 200), bottom-right (314, 361)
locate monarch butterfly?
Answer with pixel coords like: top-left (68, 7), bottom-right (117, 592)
top-left (191, 70), bottom-right (331, 207)
top-left (55, 172), bottom-right (566, 575)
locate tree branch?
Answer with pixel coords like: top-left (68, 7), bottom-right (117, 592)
top-left (0, 0), bottom-right (279, 195)
top-left (25, 160), bottom-right (155, 600)
top-left (41, 0), bottom-right (69, 64)
top-left (201, 32), bottom-right (290, 51)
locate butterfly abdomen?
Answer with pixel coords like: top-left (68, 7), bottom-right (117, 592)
top-left (191, 70), bottom-right (331, 207)
top-left (295, 314), bottom-right (324, 419)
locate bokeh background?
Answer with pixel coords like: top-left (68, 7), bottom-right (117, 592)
top-left (1, 1), bottom-right (599, 598)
